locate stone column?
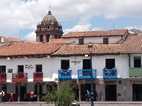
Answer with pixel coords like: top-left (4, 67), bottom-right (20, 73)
top-left (43, 35), bottom-right (47, 42)
top-left (77, 80), bottom-right (81, 101)
top-left (96, 79), bottom-right (105, 101)
top-left (117, 79), bottom-right (132, 101)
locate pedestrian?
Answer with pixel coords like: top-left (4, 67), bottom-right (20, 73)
top-left (0, 90), bottom-right (5, 102)
top-left (9, 92), bottom-right (14, 102)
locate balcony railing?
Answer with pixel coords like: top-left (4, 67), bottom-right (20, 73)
top-left (58, 69), bottom-right (72, 80)
top-left (12, 72), bottom-right (27, 84)
top-left (0, 73), bottom-right (6, 84)
top-left (33, 72), bottom-right (43, 83)
top-left (78, 69), bottom-right (96, 80)
top-left (129, 68), bottom-right (142, 77)
top-left (103, 68), bottom-right (117, 80)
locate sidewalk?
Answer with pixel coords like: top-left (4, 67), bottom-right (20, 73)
top-left (1, 102), bottom-right (142, 106)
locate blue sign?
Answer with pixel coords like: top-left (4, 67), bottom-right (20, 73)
top-left (58, 69), bottom-right (72, 80)
top-left (103, 68), bottom-right (117, 80)
top-left (78, 69), bottom-right (96, 80)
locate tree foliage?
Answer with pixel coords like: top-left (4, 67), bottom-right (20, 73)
top-left (43, 82), bottom-right (75, 106)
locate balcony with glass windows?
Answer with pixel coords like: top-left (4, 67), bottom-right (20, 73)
top-left (58, 69), bottom-right (72, 81)
top-left (78, 69), bottom-right (96, 80)
top-left (129, 68), bottom-right (142, 77)
top-left (12, 72), bottom-right (27, 84)
top-left (103, 68), bottom-right (117, 80)
top-left (33, 72), bottom-right (43, 83)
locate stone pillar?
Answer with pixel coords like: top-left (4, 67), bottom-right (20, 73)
top-left (42, 83), bottom-right (47, 94)
top-left (117, 79), bottom-right (132, 101)
top-left (7, 83), bottom-right (15, 93)
top-left (96, 79), bottom-right (105, 101)
top-left (77, 80), bottom-right (81, 101)
top-left (36, 35), bottom-right (40, 42)
top-left (43, 35), bottom-right (47, 42)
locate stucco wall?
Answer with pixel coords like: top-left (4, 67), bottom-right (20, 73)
top-left (0, 54), bottom-right (129, 83)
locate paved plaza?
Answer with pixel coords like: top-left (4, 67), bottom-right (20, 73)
top-left (1, 102), bottom-right (142, 106)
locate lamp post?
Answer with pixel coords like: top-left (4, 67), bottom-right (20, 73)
top-left (88, 43), bottom-right (94, 106)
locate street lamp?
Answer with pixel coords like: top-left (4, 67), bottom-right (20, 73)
top-left (88, 43), bottom-right (94, 106)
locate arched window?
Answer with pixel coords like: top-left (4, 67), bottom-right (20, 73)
top-left (39, 35), bottom-right (43, 42)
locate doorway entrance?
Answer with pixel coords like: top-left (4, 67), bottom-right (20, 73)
top-left (16, 85), bottom-right (27, 101)
top-left (80, 83), bottom-right (96, 101)
top-left (105, 84), bottom-right (117, 101)
top-left (133, 84), bottom-right (142, 101)
top-left (35, 83), bottom-right (42, 100)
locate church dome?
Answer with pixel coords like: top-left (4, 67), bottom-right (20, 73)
top-left (35, 10), bottom-right (63, 42)
top-left (41, 10), bottom-right (59, 25)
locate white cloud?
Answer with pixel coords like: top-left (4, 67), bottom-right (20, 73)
top-left (1, 0), bottom-right (142, 37)
top-left (64, 24), bottom-right (92, 33)
top-left (24, 31), bottom-right (36, 41)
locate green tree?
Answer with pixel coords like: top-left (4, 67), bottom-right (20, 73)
top-left (43, 82), bottom-right (75, 106)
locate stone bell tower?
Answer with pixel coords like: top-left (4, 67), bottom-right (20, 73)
top-left (35, 10), bottom-right (63, 42)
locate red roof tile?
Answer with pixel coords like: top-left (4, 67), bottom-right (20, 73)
top-left (0, 41), bottom-right (62, 57)
top-left (62, 29), bottom-right (128, 38)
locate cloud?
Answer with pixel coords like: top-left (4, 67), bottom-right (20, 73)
top-left (64, 24), bottom-right (92, 33)
top-left (1, 0), bottom-right (142, 38)
top-left (24, 31), bottom-right (36, 41)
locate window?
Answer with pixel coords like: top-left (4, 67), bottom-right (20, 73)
top-left (79, 37), bottom-right (84, 44)
top-left (36, 64), bottom-right (42, 72)
top-left (134, 56), bottom-right (141, 68)
top-left (61, 60), bottom-right (70, 70)
top-left (103, 37), bottom-right (109, 44)
top-left (0, 66), bottom-right (6, 73)
top-left (8, 69), bottom-right (13, 73)
top-left (39, 35), bottom-right (43, 42)
top-left (105, 59), bottom-right (115, 69)
top-left (18, 65), bottom-right (24, 73)
top-left (46, 35), bottom-right (49, 42)
top-left (83, 59), bottom-right (92, 69)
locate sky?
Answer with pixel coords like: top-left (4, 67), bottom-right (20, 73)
top-left (1, 0), bottom-right (142, 41)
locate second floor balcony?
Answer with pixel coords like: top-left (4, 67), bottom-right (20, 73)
top-left (12, 72), bottom-right (27, 84)
top-left (103, 68), bottom-right (117, 80)
top-left (33, 72), bottom-right (43, 83)
top-left (0, 73), bottom-right (6, 84)
top-left (78, 69), bottom-right (96, 80)
top-left (129, 68), bottom-right (142, 77)
top-left (58, 69), bottom-right (72, 81)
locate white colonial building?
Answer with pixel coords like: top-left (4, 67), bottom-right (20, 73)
top-left (0, 10), bottom-right (141, 102)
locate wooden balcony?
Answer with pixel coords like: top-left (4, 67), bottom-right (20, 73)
top-left (103, 68), bottom-right (117, 80)
top-left (58, 69), bottom-right (72, 81)
top-left (12, 72), bottom-right (27, 84)
top-left (0, 73), bottom-right (6, 84)
top-left (78, 69), bottom-right (96, 80)
top-left (33, 72), bottom-right (43, 83)
top-left (129, 68), bottom-right (142, 77)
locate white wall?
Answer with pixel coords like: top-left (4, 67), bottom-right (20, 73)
top-left (57, 55), bottom-right (129, 79)
top-left (64, 36), bottom-right (122, 44)
top-left (0, 54), bottom-right (129, 83)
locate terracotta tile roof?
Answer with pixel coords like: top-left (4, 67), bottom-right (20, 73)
top-left (62, 29), bottom-right (128, 38)
top-left (0, 33), bottom-right (142, 57)
top-left (52, 44), bottom-right (126, 56)
top-left (0, 41), bottom-right (62, 57)
top-left (48, 38), bottom-right (66, 44)
top-left (0, 35), bottom-right (21, 42)
top-left (53, 34), bottom-right (142, 56)
top-left (122, 35), bottom-right (142, 53)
